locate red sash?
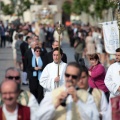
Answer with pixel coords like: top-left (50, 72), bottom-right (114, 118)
top-left (111, 96), bottom-right (120, 120)
top-left (0, 104), bottom-right (30, 120)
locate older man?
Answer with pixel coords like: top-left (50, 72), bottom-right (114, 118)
top-left (0, 80), bottom-right (38, 120)
top-left (0, 67), bottom-right (38, 112)
top-left (38, 62), bottom-right (99, 120)
top-left (105, 47), bottom-right (120, 98)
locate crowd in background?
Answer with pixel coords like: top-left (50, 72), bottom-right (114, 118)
top-left (0, 19), bottom-right (120, 120)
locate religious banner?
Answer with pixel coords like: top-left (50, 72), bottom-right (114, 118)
top-left (102, 21), bottom-right (119, 54)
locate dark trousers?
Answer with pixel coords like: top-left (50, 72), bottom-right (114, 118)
top-left (1, 36), bottom-right (6, 47)
top-left (105, 91), bottom-right (110, 103)
top-left (29, 77), bottom-right (43, 103)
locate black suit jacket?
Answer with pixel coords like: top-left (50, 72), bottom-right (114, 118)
top-left (20, 41), bottom-right (29, 58)
top-left (24, 48), bottom-right (33, 77)
top-left (43, 51), bottom-right (67, 69)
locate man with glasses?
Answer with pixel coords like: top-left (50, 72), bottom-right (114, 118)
top-left (0, 67), bottom-right (38, 111)
top-left (38, 62), bottom-right (99, 120)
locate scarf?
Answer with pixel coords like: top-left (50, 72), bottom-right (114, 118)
top-left (32, 55), bottom-right (43, 80)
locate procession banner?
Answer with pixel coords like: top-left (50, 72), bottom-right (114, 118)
top-left (102, 21), bottom-right (119, 54)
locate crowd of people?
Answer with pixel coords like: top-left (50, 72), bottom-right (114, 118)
top-left (0, 20), bottom-right (120, 120)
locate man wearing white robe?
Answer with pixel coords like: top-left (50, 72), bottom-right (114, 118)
top-left (39, 47), bottom-right (67, 95)
top-left (37, 62), bottom-right (99, 120)
top-left (77, 65), bottom-right (108, 120)
top-left (105, 48), bottom-right (120, 98)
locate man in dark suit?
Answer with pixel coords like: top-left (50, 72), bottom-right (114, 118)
top-left (20, 36), bottom-right (32, 85)
top-left (43, 40), bottom-right (67, 69)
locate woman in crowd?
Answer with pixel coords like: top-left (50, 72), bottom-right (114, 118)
top-left (88, 53), bottom-right (109, 101)
top-left (29, 46), bottom-right (43, 103)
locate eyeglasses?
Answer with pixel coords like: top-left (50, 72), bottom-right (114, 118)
top-left (6, 76), bottom-right (20, 80)
top-left (65, 73), bottom-right (78, 79)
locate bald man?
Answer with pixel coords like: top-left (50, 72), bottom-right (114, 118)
top-left (0, 80), bottom-right (33, 120)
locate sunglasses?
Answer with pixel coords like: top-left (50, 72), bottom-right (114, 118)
top-left (65, 73), bottom-right (78, 79)
top-left (6, 76), bottom-right (20, 80)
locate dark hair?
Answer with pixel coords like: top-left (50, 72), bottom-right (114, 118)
top-left (34, 46), bottom-right (41, 52)
top-left (53, 47), bottom-right (63, 55)
top-left (89, 53), bottom-right (100, 64)
top-left (79, 65), bottom-right (89, 76)
top-left (25, 36), bottom-right (31, 41)
top-left (116, 48), bottom-right (120, 52)
top-left (67, 62), bottom-right (81, 77)
top-left (52, 40), bottom-right (58, 45)
top-left (18, 34), bottom-right (23, 39)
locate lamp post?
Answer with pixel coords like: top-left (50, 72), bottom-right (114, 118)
top-left (109, 0), bottom-right (120, 47)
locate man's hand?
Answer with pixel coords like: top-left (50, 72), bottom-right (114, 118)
top-left (67, 86), bottom-right (78, 102)
top-left (35, 67), bottom-right (39, 70)
top-left (55, 91), bottom-right (68, 108)
top-left (54, 76), bottom-right (60, 82)
top-left (35, 67), bottom-right (42, 70)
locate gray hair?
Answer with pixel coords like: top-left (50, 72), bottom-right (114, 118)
top-left (30, 40), bottom-right (37, 47)
top-left (5, 67), bottom-right (21, 77)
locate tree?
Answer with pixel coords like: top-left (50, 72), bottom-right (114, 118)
top-left (1, 0), bottom-right (42, 17)
top-left (71, 0), bottom-right (116, 19)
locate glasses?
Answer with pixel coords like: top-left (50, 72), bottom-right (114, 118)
top-left (65, 73), bottom-right (78, 79)
top-left (6, 76), bottom-right (20, 80)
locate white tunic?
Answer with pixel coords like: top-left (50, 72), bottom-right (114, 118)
top-left (37, 90), bottom-right (100, 120)
top-left (39, 61), bottom-right (67, 95)
top-left (104, 62), bottom-right (120, 97)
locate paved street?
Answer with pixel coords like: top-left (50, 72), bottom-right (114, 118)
top-left (0, 33), bottom-right (76, 90)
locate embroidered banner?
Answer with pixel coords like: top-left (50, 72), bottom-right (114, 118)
top-left (102, 21), bottom-right (119, 54)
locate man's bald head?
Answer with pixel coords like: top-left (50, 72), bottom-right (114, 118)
top-left (0, 80), bottom-right (20, 93)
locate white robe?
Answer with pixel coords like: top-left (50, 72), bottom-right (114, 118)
top-left (39, 61), bottom-right (67, 95)
top-left (36, 89), bottom-right (100, 120)
top-left (104, 62), bottom-right (120, 97)
top-left (87, 88), bottom-right (108, 120)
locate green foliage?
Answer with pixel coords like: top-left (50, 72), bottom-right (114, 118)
top-left (1, 0), bottom-right (42, 16)
top-left (1, 2), bottom-right (14, 15)
top-left (71, 0), bottom-right (117, 19)
top-left (62, 1), bottom-right (71, 15)
top-left (94, 0), bottom-right (116, 19)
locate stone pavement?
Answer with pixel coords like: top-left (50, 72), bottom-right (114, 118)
top-left (0, 38), bottom-right (76, 90)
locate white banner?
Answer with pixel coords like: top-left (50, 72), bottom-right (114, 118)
top-left (102, 21), bottom-right (119, 54)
